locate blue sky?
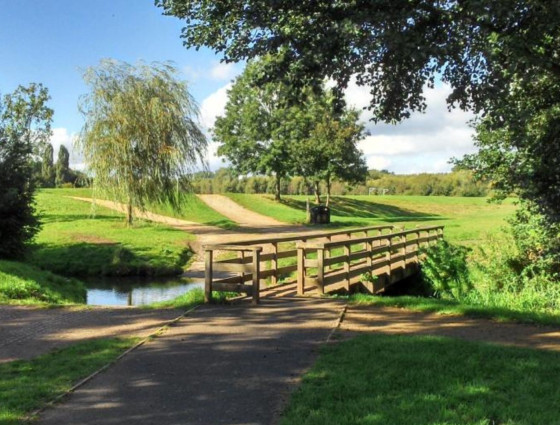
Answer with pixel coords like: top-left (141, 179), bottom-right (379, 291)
top-left (0, 0), bottom-right (475, 174)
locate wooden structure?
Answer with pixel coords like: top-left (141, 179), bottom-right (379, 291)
top-left (204, 225), bottom-right (444, 304)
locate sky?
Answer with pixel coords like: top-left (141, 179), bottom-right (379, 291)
top-left (0, 0), bottom-right (477, 174)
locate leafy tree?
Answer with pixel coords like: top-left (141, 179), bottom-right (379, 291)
top-left (290, 94), bottom-right (367, 204)
top-left (213, 59), bottom-right (295, 201)
top-left (41, 143), bottom-right (55, 187)
top-left (78, 59), bottom-right (207, 224)
top-left (55, 144), bottom-right (70, 186)
top-left (0, 84), bottom-right (53, 259)
top-left (159, 1), bottom-right (560, 211)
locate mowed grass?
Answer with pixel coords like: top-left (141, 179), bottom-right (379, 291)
top-left (0, 337), bottom-right (138, 425)
top-left (32, 190), bottom-right (195, 277)
top-left (0, 260), bottom-right (86, 305)
top-left (55, 188), bottom-right (236, 228)
top-left (225, 194), bottom-right (516, 245)
top-left (280, 334), bottom-right (560, 425)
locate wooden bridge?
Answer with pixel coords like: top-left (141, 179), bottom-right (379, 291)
top-left (203, 225), bottom-right (444, 304)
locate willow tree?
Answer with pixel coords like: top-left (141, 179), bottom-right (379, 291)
top-left (78, 60), bottom-right (207, 224)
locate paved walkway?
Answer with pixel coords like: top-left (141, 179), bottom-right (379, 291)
top-left (0, 305), bottom-right (183, 363)
top-left (38, 298), bottom-right (345, 425)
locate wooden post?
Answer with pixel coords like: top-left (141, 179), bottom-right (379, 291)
top-left (297, 245), bottom-right (305, 295)
top-left (325, 235), bottom-right (332, 272)
top-left (270, 242), bottom-right (278, 286)
top-left (366, 238), bottom-right (373, 268)
top-left (317, 248), bottom-right (325, 295)
top-left (344, 242), bottom-right (350, 290)
top-left (252, 249), bottom-right (261, 305)
top-left (204, 249), bottom-right (213, 304)
top-left (238, 250), bottom-right (245, 283)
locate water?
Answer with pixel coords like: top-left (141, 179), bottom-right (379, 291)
top-left (84, 276), bottom-right (204, 306)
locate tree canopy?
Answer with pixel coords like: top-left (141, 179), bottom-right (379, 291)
top-left (0, 84), bottom-right (53, 258)
top-left (158, 0), bottom-right (560, 221)
top-left (213, 57), bottom-right (367, 202)
top-left (78, 59), bottom-right (207, 224)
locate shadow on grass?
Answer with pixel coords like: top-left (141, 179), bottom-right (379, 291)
top-left (38, 213), bottom-right (119, 224)
top-left (280, 196), bottom-right (440, 223)
top-left (281, 333), bottom-right (560, 425)
top-left (31, 242), bottom-right (192, 277)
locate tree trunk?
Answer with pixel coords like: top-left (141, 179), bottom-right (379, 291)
top-left (314, 181), bottom-right (321, 204)
top-left (326, 177), bottom-right (331, 207)
top-left (127, 200), bottom-right (133, 226)
top-left (275, 175), bottom-right (281, 201)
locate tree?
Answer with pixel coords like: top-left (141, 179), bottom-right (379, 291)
top-left (41, 143), bottom-right (55, 187)
top-left (158, 1), bottom-right (560, 209)
top-left (55, 144), bottom-right (70, 186)
top-left (78, 60), bottom-right (207, 224)
top-left (0, 84), bottom-right (53, 259)
top-left (290, 93), bottom-right (367, 204)
top-left (213, 58), bottom-right (295, 201)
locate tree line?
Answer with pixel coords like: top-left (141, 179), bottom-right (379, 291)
top-left (34, 143), bottom-right (88, 188)
top-left (190, 168), bottom-right (490, 198)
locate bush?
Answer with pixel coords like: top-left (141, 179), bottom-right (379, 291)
top-left (419, 241), bottom-right (472, 299)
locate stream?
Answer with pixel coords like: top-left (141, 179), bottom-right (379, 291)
top-left (84, 275), bottom-right (204, 306)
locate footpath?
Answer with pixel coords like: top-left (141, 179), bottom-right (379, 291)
top-left (38, 298), bottom-right (345, 425)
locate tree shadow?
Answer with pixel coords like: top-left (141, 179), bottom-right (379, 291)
top-left (279, 196), bottom-right (441, 223)
top-left (30, 242), bottom-right (191, 277)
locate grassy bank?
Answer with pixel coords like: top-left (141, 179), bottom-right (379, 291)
top-left (0, 260), bottom-right (86, 305)
top-left (0, 337), bottom-right (138, 425)
top-left (225, 194), bottom-right (516, 245)
top-left (350, 294), bottom-right (560, 327)
top-left (281, 334), bottom-right (560, 425)
top-left (33, 190), bottom-right (195, 277)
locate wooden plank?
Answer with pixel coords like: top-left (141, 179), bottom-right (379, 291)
top-left (203, 244), bottom-right (263, 252)
top-left (252, 250), bottom-right (260, 305)
top-left (212, 282), bottom-right (253, 294)
top-left (219, 256), bottom-right (252, 264)
top-left (297, 247), bottom-right (305, 295)
top-left (204, 250), bottom-right (213, 303)
top-left (276, 249), bottom-right (298, 259)
top-left (317, 248), bottom-right (325, 294)
top-left (305, 258), bottom-right (318, 268)
top-left (270, 242), bottom-right (278, 286)
top-left (213, 274), bottom-right (252, 284)
top-left (213, 262), bottom-right (255, 273)
top-left (277, 264), bottom-right (298, 274)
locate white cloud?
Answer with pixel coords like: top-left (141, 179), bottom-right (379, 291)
top-left (200, 83), bottom-right (231, 131)
top-left (49, 127), bottom-right (84, 169)
top-left (209, 62), bottom-right (238, 81)
top-left (346, 82), bottom-right (476, 174)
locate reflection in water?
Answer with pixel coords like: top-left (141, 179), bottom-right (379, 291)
top-left (85, 276), bottom-right (204, 306)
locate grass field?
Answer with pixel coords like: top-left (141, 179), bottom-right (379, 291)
top-left (32, 190), bottom-right (195, 277)
top-left (0, 337), bottom-right (138, 425)
top-left (225, 194), bottom-right (516, 245)
top-left (54, 188), bottom-right (236, 228)
top-left (280, 334), bottom-right (560, 425)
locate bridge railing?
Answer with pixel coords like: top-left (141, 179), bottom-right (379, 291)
top-left (295, 225), bottom-right (444, 295)
top-left (203, 225), bottom-right (395, 304)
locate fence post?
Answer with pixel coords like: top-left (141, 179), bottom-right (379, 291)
top-left (252, 248), bottom-right (261, 305)
top-left (343, 242), bottom-right (350, 290)
top-left (317, 247), bottom-right (325, 295)
top-left (204, 249), bottom-right (213, 304)
top-left (270, 242), bottom-right (278, 286)
top-left (297, 244), bottom-right (305, 295)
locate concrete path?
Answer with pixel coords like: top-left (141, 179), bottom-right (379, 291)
top-left (0, 305), bottom-right (182, 363)
top-left (38, 298), bottom-right (345, 425)
top-left (197, 194), bottom-right (286, 227)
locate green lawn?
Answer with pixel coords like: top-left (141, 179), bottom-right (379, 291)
top-left (0, 337), bottom-right (138, 425)
top-left (54, 188), bottom-right (236, 228)
top-left (225, 194), bottom-right (516, 245)
top-left (0, 260), bottom-right (86, 305)
top-left (32, 190), bottom-right (195, 277)
top-left (281, 334), bottom-right (560, 425)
